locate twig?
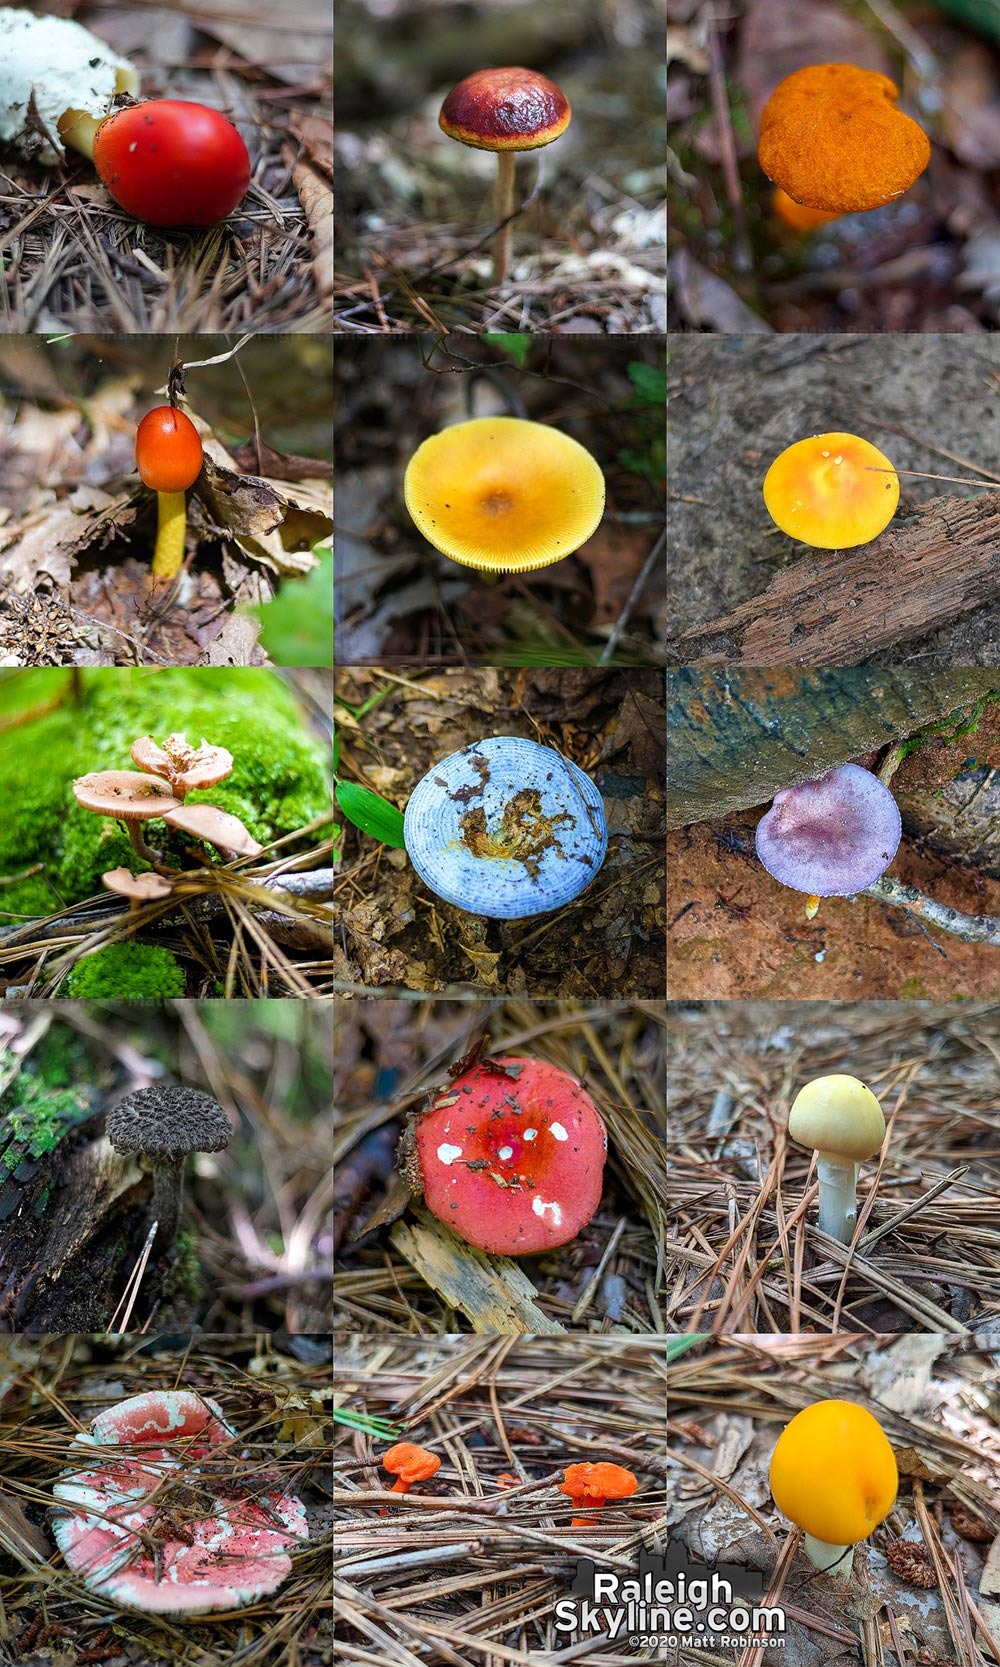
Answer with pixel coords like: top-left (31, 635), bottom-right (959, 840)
top-left (865, 875), bottom-right (1000, 946)
top-left (598, 529), bottom-right (666, 666)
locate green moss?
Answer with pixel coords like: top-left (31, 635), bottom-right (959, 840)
top-left (898, 977), bottom-right (927, 1000)
top-left (0, 670), bottom-right (331, 923)
top-left (64, 943), bottom-right (186, 1000)
top-left (0, 1038), bottom-right (89, 1172)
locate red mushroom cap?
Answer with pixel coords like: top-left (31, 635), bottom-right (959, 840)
top-left (439, 67), bottom-right (571, 153)
top-left (52, 1390), bottom-right (307, 1613)
top-left (135, 407), bottom-right (203, 493)
top-left (413, 1056), bottom-right (607, 1256)
top-left (92, 99), bottom-right (251, 227)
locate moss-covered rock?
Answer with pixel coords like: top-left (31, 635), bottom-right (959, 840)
top-left (0, 670), bottom-right (330, 923)
top-left (65, 943), bottom-right (186, 999)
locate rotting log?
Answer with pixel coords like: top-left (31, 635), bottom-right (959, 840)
top-left (667, 668), bottom-right (1000, 827)
top-left (675, 491), bottom-right (1000, 665)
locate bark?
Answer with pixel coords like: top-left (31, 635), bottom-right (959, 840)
top-left (667, 668), bottom-right (1000, 827)
top-left (675, 492), bottom-right (1000, 666)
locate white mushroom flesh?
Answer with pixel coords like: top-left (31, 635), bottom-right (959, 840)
top-left (0, 8), bottom-right (138, 165)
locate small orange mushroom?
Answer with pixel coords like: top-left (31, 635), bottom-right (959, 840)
top-left (135, 406), bottom-right (204, 581)
top-left (771, 186), bottom-right (842, 235)
top-left (381, 1443), bottom-right (441, 1494)
top-left (559, 1462), bottom-right (638, 1527)
top-left (763, 432), bottom-right (899, 550)
top-left (759, 64), bottom-right (930, 215)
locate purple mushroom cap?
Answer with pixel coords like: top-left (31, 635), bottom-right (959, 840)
top-left (755, 763), bottom-right (902, 897)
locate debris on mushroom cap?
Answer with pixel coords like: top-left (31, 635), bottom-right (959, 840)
top-left (403, 736), bottom-right (608, 920)
top-left (404, 417), bottom-right (605, 573)
top-left (52, 1390), bottom-right (307, 1613)
top-left (91, 99), bottom-right (251, 228)
top-left (788, 1074), bottom-right (886, 1163)
top-left (559, 1462), bottom-right (638, 1503)
top-left (439, 66), bottom-right (571, 152)
top-left (413, 1055), bottom-right (607, 1255)
top-left (758, 63), bottom-right (930, 214)
top-left (72, 770), bottom-right (182, 820)
top-left (769, 1399), bottom-right (898, 1547)
top-left (106, 1085), bottom-right (230, 1160)
top-left (0, 8), bottom-right (139, 166)
top-left (101, 867), bottom-right (174, 902)
top-left (131, 733), bottom-right (234, 794)
top-left (382, 1443), bottom-right (441, 1490)
top-left (162, 801), bottom-right (263, 860)
top-left (763, 432), bottom-right (899, 550)
top-left (755, 764), bottom-right (902, 898)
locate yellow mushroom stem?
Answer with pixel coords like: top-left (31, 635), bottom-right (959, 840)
top-left (151, 491), bottom-right (189, 580)
top-left (805, 894), bottom-right (821, 920)
top-left (57, 108), bottom-right (102, 160)
top-left (494, 152), bottom-right (517, 285)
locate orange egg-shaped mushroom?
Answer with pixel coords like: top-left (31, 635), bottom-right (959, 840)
top-left (135, 406), bottom-right (204, 581)
top-left (770, 1399), bottom-right (898, 1573)
top-left (763, 432), bottom-right (899, 550)
top-left (759, 64), bottom-right (930, 214)
top-left (404, 416), bottom-right (605, 573)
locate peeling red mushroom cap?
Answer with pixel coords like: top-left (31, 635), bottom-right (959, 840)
top-left (439, 67), bottom-right (571, 152)
top-left (755, 763), bottom-right (901, 897)
top-left (92, 100), bottom-right (251, 227)
top-left (413, 1056), bottom-right (607, 1256)
top-left (52, 1390), bottom-right (307, 1614)
top-left (163, 802), bottom-right (263, 860)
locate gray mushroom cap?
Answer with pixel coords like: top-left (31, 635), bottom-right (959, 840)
top-left (403, 735), bottom-right (608, 919)
top-left (106, 1086), bottom-right (230, 1161)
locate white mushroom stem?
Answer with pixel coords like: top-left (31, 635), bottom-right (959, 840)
top-left (494, 152), bottom-right (516, 285)
top-left (816, 1154), bottom-right (859, 1243)
top-left (803, 1535), bottom-right (853, 1575)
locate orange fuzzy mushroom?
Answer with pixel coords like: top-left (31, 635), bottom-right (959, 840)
top-left (763, 432), bottom-right (899, 550)
top-left (759, 64), bottom-right (930, 214)
top-left (559, 1462), bottom-right (638, 1527)
top-left (382, 1444), bottom-right (441, 1494)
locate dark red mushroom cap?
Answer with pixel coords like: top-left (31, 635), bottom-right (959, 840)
top-left (439, 67), bottom-right (571, 153)
top-left (755, 763), bottom-right (901, 897)
top-left (413, 1056), bottom-right (606, 1256)
top-left (92, 99), bottom-right (251, 227)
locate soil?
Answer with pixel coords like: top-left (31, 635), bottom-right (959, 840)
top-left (334, 667), bottom-right (666, 996)
top-left (666, 335), bottom-right (1000, 663)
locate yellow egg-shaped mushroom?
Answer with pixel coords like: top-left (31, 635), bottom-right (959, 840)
top-left (763, 432), bottom-right (899, 549)
top-left (403, 416), bottom-right (605, 573)
top-left (770, 1399), bottom-right (897, 1571)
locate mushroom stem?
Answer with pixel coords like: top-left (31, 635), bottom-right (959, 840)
top-left (151, 491), bottom-right (189, 580)
top-left (150, 1156), bottom-right (185, 1251)
top-left (123, 820), bottom-right (157, 863)
top-left (389, 1478), bottom-right (412, 1494)
top-left (815, 1155), bottom-right (859, 1243)
top-left (57, 108), bottom-right (102, 160)
top-left (493, 152), bottom-right (516, 285)
top-left (803, 1534), bottom-right (853, 1575)
top-left (805, 894), bottom-right (821, 920)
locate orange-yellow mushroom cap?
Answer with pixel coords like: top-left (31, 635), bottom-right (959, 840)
top-left (769, 1400), bottom-right (897, 1546)
top-left (763, 432), bottom-right (899, 550)
top-left (759, 64), bottom-right (930, 214)
top-left (403, 416), bottom-right (605, 573)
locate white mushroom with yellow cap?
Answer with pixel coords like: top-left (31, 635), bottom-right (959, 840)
top-left (787, 1074), bottom-right (886, 1244)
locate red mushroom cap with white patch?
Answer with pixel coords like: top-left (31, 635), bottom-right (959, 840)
top-left (414, 1056), bottom-right (607, 1256)
top-left (52, 1390), bottom-right (307, 1613)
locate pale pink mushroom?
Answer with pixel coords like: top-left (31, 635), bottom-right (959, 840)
top-left (755, 764), bottom-right (901, 898)
top-left (131, 733), bottom-right (234, 797)
top-left (73, 770), bottom-right (181, 862)
top-left (102, 867), bottom-right (175, 913)
top-left (52, 1390), bottom-right (308, 1614)
top-left (162, 802), bottom-right (263, 861)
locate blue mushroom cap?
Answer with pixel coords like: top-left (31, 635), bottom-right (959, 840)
top-left (403, 735), bottom-right (608, 920)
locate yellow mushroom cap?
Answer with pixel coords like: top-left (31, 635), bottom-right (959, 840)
top-left (763, 432), bottom-right (899, 549)
top-left (788, 1074), bottom-right (886, 1162)
top-left (403, 416), bottom-right (605, 573)
top-left (770, 1399), bottom-right (898, 1546)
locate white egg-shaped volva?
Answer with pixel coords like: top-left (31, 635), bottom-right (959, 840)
top-left (403, 735), bottom-right (608, 919)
